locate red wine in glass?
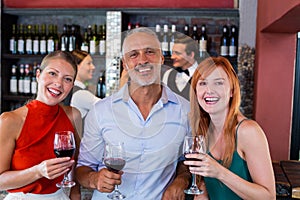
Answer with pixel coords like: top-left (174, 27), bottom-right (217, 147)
top-left (104, 158), bottom-right (126, 173)
top-left (184, 152), bottom-right (200, 167)
top-left (104, 142), bottom-right (126, 199)
top-left (54, 148), bottom-right (75, 158)
top-left (183, 135), bottom-right (206, 195)
top-left (53, 131), bottom-right (76, 188)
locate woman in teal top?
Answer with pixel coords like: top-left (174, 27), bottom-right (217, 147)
top-left (184, 56), bottom-right (276, 200)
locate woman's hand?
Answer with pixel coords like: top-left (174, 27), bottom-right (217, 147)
top-left (37, 157), bottom-right (74, 180)
top-left (184, 153), bottom-right (223, 179)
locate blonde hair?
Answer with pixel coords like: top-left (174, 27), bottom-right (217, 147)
top-left (189, 56), bottom-right (241, 168)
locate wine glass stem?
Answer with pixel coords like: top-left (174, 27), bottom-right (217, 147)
top-left (63, 172), bottom-right (69, 183)
top-left (191, 173), bottom-right (198, 188)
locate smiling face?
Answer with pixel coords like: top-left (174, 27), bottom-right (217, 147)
top-left (196, 66), bottom-right (232, 116)
top-left (77, 55), bottom-right (95, 82)
top-left (171, 43), bottom-right (195, 70)
top-left (36, 58), bottom-right (76, 106)
top-left (122, 30), bottom-right (164, 87)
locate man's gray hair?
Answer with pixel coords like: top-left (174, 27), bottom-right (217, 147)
top-left (122, 27), bottom-right (161, 56)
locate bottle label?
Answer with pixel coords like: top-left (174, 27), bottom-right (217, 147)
top-left (10, 79), bottom-right (18, 93)
top-left (161, 41), bottom-right (168, 52)
top-left (220, 46), bottom-right (229, 56)
top-left (229, 46), bottom-right (237, 57)
top-left (61, 43), bottom-right (66, 51)
top-left (90, 40), bottom-right (96, 54)
top-left (199, 40), bottom-right (207, 51)
top-left (26, 39), bottom-right (33, 53)
top-left (47, 39), bottom-right (54, 53)
top-left (24, 79), bottom-right (31, 94)
top-left (81, 45), bottom-right (88, 52)
top-left (17, 40), bottom-right (25, 53)
top-left (18, 80), bottom-right (24, 93)
top-left (169, 42), bottom-right (174, 54)
top-left (31, 81), bottom-right (37, 94)
top-left (40, 40), bottom-right (47, 54)
top-left (69, 42), bottom-right (74, 52)
top-left (33, 40), bottom-right (39, 54)
top-left (10, 39), bottom-right (16, 53)
top-left (99, 40), bottom-right (106, 55)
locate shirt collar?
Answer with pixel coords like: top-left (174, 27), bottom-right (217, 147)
top-left (74, 80), bottom-right (86, 89)
top-left (187, 61), bottom-right (198, 77)
top-left (112, 83), bottom-right (180, 105)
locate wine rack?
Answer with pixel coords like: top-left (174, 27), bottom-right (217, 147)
top-left (1, 8), bottom-right (239, 113)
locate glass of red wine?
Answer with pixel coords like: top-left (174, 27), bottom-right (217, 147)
top-left (183, 135), bottom-right (207, 195)
top-left (103, 142), bottom-right (126, 199)
top-left (53, 131), bottom-right (76, 188)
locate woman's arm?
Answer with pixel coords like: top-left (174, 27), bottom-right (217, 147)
top-left (186, 120), bottom-right (276, 200)
top-left (0, 109), bottom-right (73, 191)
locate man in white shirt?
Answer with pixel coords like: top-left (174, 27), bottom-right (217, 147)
top-left (162, 36), bottom-right (200, 100)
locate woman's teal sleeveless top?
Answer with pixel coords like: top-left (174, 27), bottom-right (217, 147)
top-left (204, 119), bottom-right (252, 200)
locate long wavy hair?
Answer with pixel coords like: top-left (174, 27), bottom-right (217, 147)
top-left (189, 56), bottom-right (241, 168)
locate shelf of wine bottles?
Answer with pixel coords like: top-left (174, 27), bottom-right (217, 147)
top-left (8, 23), bottom-right (107, 56)
top-left (1, 8), bottom-right (240, 113)
top-left (126, 22), bottom-right (239, 68)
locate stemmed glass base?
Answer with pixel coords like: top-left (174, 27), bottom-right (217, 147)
top-left (184, 185), bottom-right (203, 195)
top-left (107, 188), bottom-right (126, 199)
top-left (56, 174), bottom-right (76, 188)
top-left (56, 181), bottom-right (76, 188)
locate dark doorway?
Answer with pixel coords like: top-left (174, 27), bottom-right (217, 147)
top-left (290, 32), bottom-right (300, 160)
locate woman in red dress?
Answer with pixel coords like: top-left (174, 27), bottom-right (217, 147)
top-left (0, 51), bottom-right (82, 200)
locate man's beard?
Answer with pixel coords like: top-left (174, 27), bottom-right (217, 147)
top-left (128, 63), bottom-right (161, 86)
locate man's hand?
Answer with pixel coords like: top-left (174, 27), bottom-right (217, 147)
top-left (162, 161), bottom-right (191, 200)
top-left (162, 179), bottom-right (186, 200)
top-left (91, 168), bottom-right (123, 193)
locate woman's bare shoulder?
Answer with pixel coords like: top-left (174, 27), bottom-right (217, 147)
top-left (0, 106), bottom-right (28, 137)
top-left (61, 105), bottom-right (81, 120)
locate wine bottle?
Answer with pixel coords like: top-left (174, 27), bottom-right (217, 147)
top-left (99, 24), bottom-right (106, 55)
top-left (17, 24), bottom-right (25, 55)
top-left (127, 22), bottom-right (132, 30)
top-left (191, 25), bottom-right (199, 43)
top-left (23, 64), bottom-right (31, 96)
top-left (81, 28), bottom-right (89, 52)
top-left (53, 25), bottom-right (60, 51)
top-left (31, 63), bottom-right (38, 95)
top-left (47, 24), bottom-right (55, 54)
top-left (161, 24), bottom-right (170, 56)
top-left (9, 24), bottom-right (17, 54)
top-left (68, 24), bottom-right (76, 52)
top-left (10, 64), bottom-right (18, 94)
top-left (97, 72), bottom-right (106, 98)
top-left (18, 64), bottom-right (25, 95)
top-left (86, 25), bottom-right (93, 53)
top-left (155, 24), bottom-right (162, 48)
top-left (199, 24), bottom-right (208, 58)
top-left (89, 24), bottom-right (98, 55)
top-left (220, 25), bottom-right (229, 57)
top-left (135, 23), bottom-right (140, 28)
top-left (75, 25), bottom-right (82, 50)
top-left (60, 24), bottom-right (69, 51)
top-left (33, 24), bottom-right (40, 55)
top-left (25, 24), bottom-right (33, 55)
top-left (169, 24), bottom-right (176, 55)
top-left (40, 24), bottom-right (47, 55)
top-left (183, 24), bottom-right (189, 37)
top-left (229, 25), bottom-right (238, 58)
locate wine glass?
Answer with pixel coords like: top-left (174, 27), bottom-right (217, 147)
top-left (183, 135), bottom-right (207, 195)
top-left (53, 131), bottom-right (76, 188)
top-left (103, 142), bottom-right (126, 199)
